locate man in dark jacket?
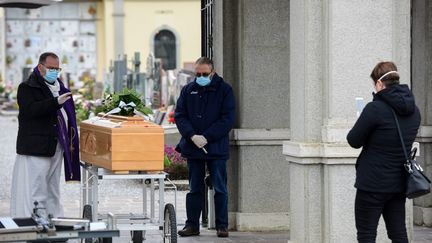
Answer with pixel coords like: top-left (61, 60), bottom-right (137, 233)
top-left (347, 61), bottom-right (421, 243)
top-left (175, 57), bottom-right (235, 238)
top-left (11, 52), bottom-right (81, 218)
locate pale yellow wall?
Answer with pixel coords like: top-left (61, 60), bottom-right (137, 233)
top-left (96, 1), bottom-right (107, 82)
top-left (102, 0), bottom-right (201, 74)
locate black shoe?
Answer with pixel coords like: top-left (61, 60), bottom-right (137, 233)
top-left (217, 228), bottom-right (229, 238)
top-left (178, 226), bottom-right (200, 237)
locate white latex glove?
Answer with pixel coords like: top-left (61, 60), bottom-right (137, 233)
top-left (191, 135), bottom-right (208, 148)
top-left (57, 92), bottom-right (72, 105)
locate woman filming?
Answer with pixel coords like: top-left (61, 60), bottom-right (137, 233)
top-left (347, 61), bottom-right (421, 243)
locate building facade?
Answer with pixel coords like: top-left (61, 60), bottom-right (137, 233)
top-left (100, 0), bottom-right (201, 77)
top-left (212, 0), bottom-right (432, 242)
top-left (0, 0), bottom-right (201, 87)
top-left (1, 1), bottom-right (430, 242)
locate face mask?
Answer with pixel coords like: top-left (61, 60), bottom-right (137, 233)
top-left (44, 69), bottom-right (59, 84)
top-left (196, 76), bottom-right (211, 86)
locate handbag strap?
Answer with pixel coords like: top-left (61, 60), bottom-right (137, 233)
top-left (389, 108), bottom-right (410, 163)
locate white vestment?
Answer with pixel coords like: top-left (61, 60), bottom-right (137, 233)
top-left (11, 80), bottom-right (67, 218)
top-left (10, 142), bottom-right (64, 217)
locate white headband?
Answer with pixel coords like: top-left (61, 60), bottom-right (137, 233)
top-left (378, 71), bottom-right (398, 81)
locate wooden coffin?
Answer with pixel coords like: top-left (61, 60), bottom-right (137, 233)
top-left (80, 114), bottom-right (164, 172)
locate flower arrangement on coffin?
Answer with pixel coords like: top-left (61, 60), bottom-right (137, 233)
top-left (164, 145), bottom-right (188, 180)
top-left (99, 88), bottom-right (153, 117)
top-left (74, 88), bottom-right (153, 124)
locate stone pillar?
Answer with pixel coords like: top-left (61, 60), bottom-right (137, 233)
top-left (284, 0), bottom-right (412, 242)
top-left (213, 0), bottom-right (291, 231)
top-left (113, 0), bottom-right (125, 57)
top-left (411, 0), bottom-right (432, 227)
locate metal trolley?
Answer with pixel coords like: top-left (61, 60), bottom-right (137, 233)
top-left (81, 163), bottom-right (178, 243)
top-left (0, 201), bottom-right (119, 243)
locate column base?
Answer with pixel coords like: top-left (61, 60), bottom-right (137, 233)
top-left (231, 212), bottom-right (289, 231)
top-left (414, 205), bottom-right (432, 226)
top-left (284, 141), bottom-right (413, 242)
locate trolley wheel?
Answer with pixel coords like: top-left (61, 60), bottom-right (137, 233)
top-left (163, 203), bottom-right (177, 243)
top-left (131, 230), bottom-right (144, 243)
top-left (83, 204), bottom-right (93, 243)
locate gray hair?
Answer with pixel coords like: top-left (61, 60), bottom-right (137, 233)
top-left (195, 57), bottom-right (214, 70)
top-left (38, 52), bottom-right (59, 64)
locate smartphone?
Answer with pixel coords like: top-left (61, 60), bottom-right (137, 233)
top-left (355, 97), bottom-right (365, 117)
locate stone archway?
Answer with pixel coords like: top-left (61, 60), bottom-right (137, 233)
top-left (154, 29), bottom-right (177, 70)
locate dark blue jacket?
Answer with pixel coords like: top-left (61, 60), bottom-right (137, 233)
top-left (175, 73), bottom-right (235, 160)
top-left (347, 84), bottom-right (421, 193)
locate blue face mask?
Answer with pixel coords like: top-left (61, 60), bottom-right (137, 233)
top-left (196, 76), bottom-right (211, 86)
top-left (44, 70), bottom-right (59, 84)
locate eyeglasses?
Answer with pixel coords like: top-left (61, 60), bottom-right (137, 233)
top-left (195, 72), bottom-right (210, 77)
top-left (42, 64), bottom-right (62, 72)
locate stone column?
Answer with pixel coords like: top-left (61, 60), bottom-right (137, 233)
top-left (284, 0), bottom-right (412, 242)
top-left (411, 0), bottom-right (432, 227)
top-left (213, 0), bottom-right (291, 231)
top-left (113, 0), bottom-right (125, 57)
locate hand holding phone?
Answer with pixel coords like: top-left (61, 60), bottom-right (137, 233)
top-left (355, 97), bottom-right (365, 117)
top-left (57, 92), bottom-right (72, 105)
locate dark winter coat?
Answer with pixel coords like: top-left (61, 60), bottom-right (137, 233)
top-left (16, 67), bottom-right (81, 181)
top-left (347, 84), bottom-right (421, 193)
top-left (175, 73), bottom-right (235, 160)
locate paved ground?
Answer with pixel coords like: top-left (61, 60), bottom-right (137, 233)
top-left (0, 115), bottom-right (431, 242)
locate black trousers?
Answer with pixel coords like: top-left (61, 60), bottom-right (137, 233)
top-left (355, 189), bottom-right (408, 243)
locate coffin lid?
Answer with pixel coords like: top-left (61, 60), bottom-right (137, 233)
top-left (80, 114), bottom-right (163, 133)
